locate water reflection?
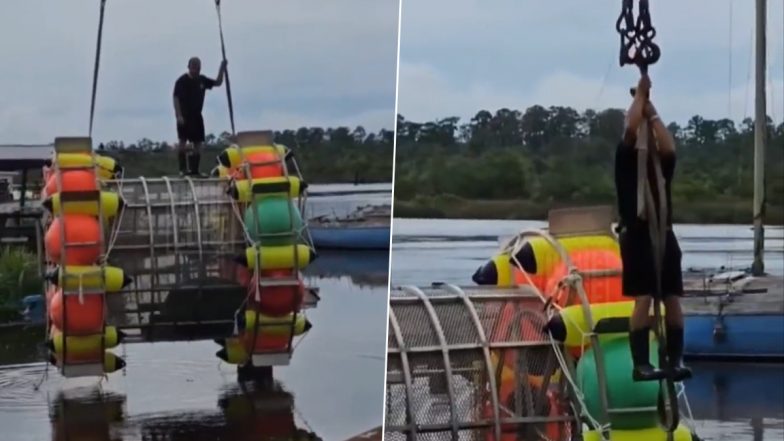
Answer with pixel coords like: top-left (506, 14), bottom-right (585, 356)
top-left (687, 362), bottom-right (784, 441)
top-left (305, 250), bottom-right (390, 287)
top-left (47, 380), bottom-right (321, 441)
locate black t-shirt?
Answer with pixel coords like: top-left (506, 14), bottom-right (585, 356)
top-left (173, 73), bottom-right (216, 118)
top-left (614, 139), bottom-right (676, 229)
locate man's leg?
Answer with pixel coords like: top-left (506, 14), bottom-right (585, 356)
top-left (176, 123), bottom-right (189, 175)
top-left (629, 295), bottom-right (666, 381)
top-left (663, 296), bottom-right (691, 381)
top-left (187, 115), bottom-right (206, 176)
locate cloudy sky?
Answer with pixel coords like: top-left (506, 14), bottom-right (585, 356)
top-left (398, 0), bottom-right (784, 127)
top-left (0, 0), bottom-right (400, 144)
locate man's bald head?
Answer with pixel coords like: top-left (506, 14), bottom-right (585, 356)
top-left (188, 57), bottom-right (201, 77)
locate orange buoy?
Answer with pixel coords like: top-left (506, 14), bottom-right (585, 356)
top-left (512, 267), bottom-right (548, 292)
top-left (49, 289), bottom-right (105, 335)
top-left (44, 170), bottom-right (98, 196)
top-left (245, 151), bottom-right (283, 179)
top-left (45, 214), bottom-right (102, 265)
top-left (248, 270), bottom-right (305, 316)
top-left (545, 249), bottom-right (623, 307)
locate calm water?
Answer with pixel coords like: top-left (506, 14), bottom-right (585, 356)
top-left (390, 218), bottom-right (784, 441)
top-left (0, 250), bottom-right (390, 441)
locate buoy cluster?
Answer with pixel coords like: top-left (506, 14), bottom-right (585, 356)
top-left (41, 138), bottom-right (131, 377)
top-left (474, 233), bottom-right (694, 439)
top-left (213, 135), bottom-right (315, 365)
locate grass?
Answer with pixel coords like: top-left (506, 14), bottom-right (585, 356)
top-left (394, 194), bottom-right (784, 225)
top-left (0, 246), bottom-right (42, 307)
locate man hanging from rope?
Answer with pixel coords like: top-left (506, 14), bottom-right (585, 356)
top-left (614, 74), bottom-right (691, 383)
top-left (173, 56), bottom-right (227, 177)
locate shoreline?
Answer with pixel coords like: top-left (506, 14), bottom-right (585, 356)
top-left (394, 196), bottom-right (784, 225)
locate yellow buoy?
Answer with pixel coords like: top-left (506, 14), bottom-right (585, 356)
top-left (42, 191), bottom-right (123, 219)
top-left (547, 301), bottom-right (665, 349)
top-left (519, 235), bottom-right (619, 277)
top-left (241, 244), bottom-right (313, 270)
top-left (243, 311), bottom-right (311, 336)
top-left (218, 144), bottom-right (288, 168)
top-left (583, 423), bottom-right (694, 441)
top-left (47, 350), bottom-right (126, 373)
top-left (230, 176), bottom-right (304, 203)
top-left (215, 337), bottom-right (249, 365)
top-left (48, 326), bottom-right (124, 357)
top-left (54, 153), bottom-right (122, 180)
top-left (46, 265), bottom-right (132, 293)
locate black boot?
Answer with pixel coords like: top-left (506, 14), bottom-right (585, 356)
top-left (187, 152), bottom-right (203, 177)
top-left (666, 326), bottom-right (692, 382)
top-left (630, 328), bottom-right (666, 381)
top-left (178, 151), bottom-right (187, 176)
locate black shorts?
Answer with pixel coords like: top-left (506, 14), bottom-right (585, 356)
top-left (619, 225), bottom-right (684, 298)
top-left (177, 114), bottom-right (205, 144)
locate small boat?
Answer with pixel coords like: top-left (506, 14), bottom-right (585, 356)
top-left (309, 204), bottom-right (390, 250)
top-left (682, 268), bottom-right (784, 361)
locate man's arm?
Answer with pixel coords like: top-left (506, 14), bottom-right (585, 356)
top-left (646, 101), bottom-right (675, 155)
top-left (622, 75), bottom-right (651, 146)
top-left (213, 60), bottom-right (227, 87)
top-left (173, 80), bottom-right (184, 124)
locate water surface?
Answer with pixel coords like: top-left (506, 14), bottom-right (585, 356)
top-left (389, 218), bottom-right (784, 441)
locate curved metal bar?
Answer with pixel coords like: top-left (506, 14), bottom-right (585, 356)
top-left (442, 283), bottom-right (502, 441)
top-left (401, 285), bottom-right (460, 438)
top-left (501, 228), bottom-right (612, 428)
top-left (185, 177), bottom-right (205, 272)
top-left (138, 177), bottom-right (159, 306)
top-left (161, 177), bottom-right (181, 282)
top-left (388, 305), bottom-right (417, 438)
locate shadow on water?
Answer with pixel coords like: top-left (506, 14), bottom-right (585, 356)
top-left (46, 380), bottom-right (321, 441)
top-left (0, 251), bottom-right (387, 441)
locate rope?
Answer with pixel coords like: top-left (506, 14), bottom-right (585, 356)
top-left (89, 0), bottom-right (107, 138)
top-left (214, 0), bottom-right (236, 136)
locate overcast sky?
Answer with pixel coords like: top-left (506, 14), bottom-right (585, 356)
top-left (398, 0), bottom-right (784, 127)
top-left (0, 0), bottom-right (400, 144)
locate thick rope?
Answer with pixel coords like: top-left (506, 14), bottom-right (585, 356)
top-left (214, 0), bottom-right (236, 136)
top-left (89, 0), bottom-right (107, 138)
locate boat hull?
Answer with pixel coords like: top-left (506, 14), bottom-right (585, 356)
top-left (309, 226), bottom-right (390, 250)
top-left (684, 313), bottom-right (784, 360)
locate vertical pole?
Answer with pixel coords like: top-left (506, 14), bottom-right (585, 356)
top-left (751, 0), bottom-right (766, 276)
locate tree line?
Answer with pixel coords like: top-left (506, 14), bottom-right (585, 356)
top-left (394, 106), bottom-right (784, 223)
top-left (98, 126), bottom-right (394, 183)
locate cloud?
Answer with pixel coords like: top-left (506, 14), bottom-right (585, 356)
top-left (398, 0), bottom-right (784, 126)
top-left (0, 0), bottom-right (399, 144)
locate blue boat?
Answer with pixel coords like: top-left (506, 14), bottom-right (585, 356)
top-left (308, 205), bottom-right (390, 250)
top-left (682, 270), bottom-right (784, 361)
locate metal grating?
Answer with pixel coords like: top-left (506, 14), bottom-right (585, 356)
top-left (386, 284), bottom-right (578, 441)
top-left (100, 177), bottom-right (250, 341)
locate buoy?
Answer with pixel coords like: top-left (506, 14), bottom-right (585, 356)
top-left (229, 176), bottom-right (305, 203)
top-left (583, 422), bottom-right (694, 441)
top-left (44, 214), bottom-right (102, 265)
top-left (239, 244), bottom-right (314, 271)
top-left (243, 197), bottom-right (303, 245)
top-left (545, 249), bottom-right (623, 307)
top-left (240, 310), bottom-right (311, 336)
top-left (51, 153), bottom-right (122, 180)
top-left (49, 289), bottom-right (105, 335)
top-left (471, 254), bottom-right (513, 286)
top-left (244, 151), bottom-right (284, 179)
top-left (512, 235), bottom-right (620, 276)
top-left (48, 351), bottom-right (126, 374)
top-left (217, 144), bottom-right (287, 169)
top-left (43, 170), bottom-right (98, 196)
top-left (577, 337), bottom-right (660, 430)
top-left (248, 270), bottom-right (306, 316)
top-left (214, 333), bottom-right (291, 364)
top-left (48, 326), bottom-right (125, 362)
top-left (45, 265), bottom-right (132, 293)
top-left (42, 191), bottom-right (124, 219)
